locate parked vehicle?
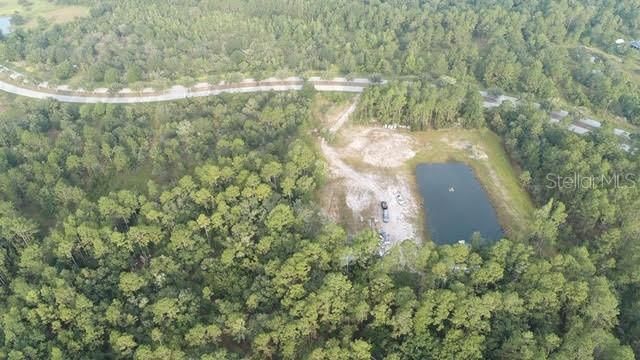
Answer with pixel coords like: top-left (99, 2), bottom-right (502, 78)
top-left (381, 201), bottom-right (390, 223)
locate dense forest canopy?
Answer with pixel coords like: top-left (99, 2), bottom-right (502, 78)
top-left (2, 0), bottom-right (640, 123)
top-left (0, 90), bottom-right (638, 359)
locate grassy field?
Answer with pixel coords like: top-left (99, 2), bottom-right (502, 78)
top-left (407, 129), bottom-right (535, 240)
top-left (0, 0), bottom-right (89, 27)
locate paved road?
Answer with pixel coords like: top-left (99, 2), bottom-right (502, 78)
top-left (0, 71), bottom-right (633, 149)
top-left (0, 76), bottom-right (371, 104)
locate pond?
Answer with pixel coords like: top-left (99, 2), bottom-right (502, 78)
top-left (0, 16), bottom-right (10, 35)
top-left (416, 163), bottom-right (503, 245)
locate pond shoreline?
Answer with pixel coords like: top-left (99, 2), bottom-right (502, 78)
top-left (415, 162), bottom-right (504, 245)
top-left (405, 129), bottom-right (535, 242)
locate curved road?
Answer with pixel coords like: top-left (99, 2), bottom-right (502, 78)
top-left (0, 71), bottom-right (633, 150)
top-left (0, 76), bottom-right (373, 104)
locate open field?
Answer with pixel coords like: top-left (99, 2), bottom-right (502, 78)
top-left (315, 97), bottom-right (535, 249)
top-left (0, 0), bottom-right (89, 26)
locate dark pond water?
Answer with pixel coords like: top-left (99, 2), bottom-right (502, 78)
top-left (416, 163), bottom-right (503, 245)
top-left (0, 16), bottom-right (10, 35)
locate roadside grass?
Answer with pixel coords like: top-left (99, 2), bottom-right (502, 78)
top-left (0, 0), bottom-right (89, 27)
top-left (310, 92), bottom-right (357, 144)
top-left (407, 128), bottom-right (535, 241)
top-left (311, 93), bottom-right (355, 124)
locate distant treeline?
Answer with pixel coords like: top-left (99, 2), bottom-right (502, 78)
top-left (2, 0), bottom-right (640, 123)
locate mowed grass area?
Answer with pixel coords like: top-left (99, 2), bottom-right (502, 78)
top-left (0, 0), bottom-right (89, 26)
top-left (407, 128), bottom-right (535, 240)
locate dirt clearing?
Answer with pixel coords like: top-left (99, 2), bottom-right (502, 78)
top-left (315, 97), bottom-right (534, 252)
top-left (342, 127), bottom-right (417, 168)
top-left (318, 102), bottom-right (421, 252)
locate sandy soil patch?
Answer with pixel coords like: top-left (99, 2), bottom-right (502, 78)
top-left (342, 128), bottom-right (417, 168)
top-left (318, 102), bottom-right (420, 253)
top-left (321, 139), bottom-right (419, 250)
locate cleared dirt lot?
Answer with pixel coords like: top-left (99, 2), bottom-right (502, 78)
top-left (320, 129), bottom-right (420, 251)
top-left (316, 96), bottom-right (534, 251)
top-left (317, 100), bottom-right (421, 251)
